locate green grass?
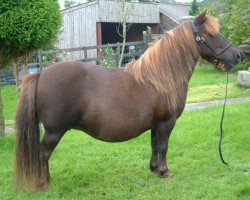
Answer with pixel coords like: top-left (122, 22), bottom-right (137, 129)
top-left (187, 66), bottom-right (250, 102)
top-left (1, 85), bottom-right (17, 121)
top-left (0, 102), bottom-right (249, 199)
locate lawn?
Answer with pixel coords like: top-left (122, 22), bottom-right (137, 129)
top-left (0, 65), bottom-right (249, 199)
top-left (187, 66), bottom-right (250, 102)
top-left (0, 102), bottom-right (249, 199)
top-left (1, 84), bottom-right (17, 125)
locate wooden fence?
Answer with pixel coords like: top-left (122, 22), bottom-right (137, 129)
top-left (39, 41), bottom-right (144, 64)
top-left (38, 27), bottom-right (164, 67)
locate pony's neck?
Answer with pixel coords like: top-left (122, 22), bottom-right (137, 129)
top-left (162, 23), bottom-right (200, 82)
top-left (124, 21), bottom-right (199, 94)
top-left (124, 22), bottom-right (199, 113)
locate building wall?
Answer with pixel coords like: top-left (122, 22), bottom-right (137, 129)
top-left (57, 1), bottom-right (99, 60)
top-left (99, 1), bottom-right (159, 23)
top-left (159, 2), bottom-right (189, 23)
top-left (56, 1), bottom-right (188, 61)
top-left (159, 13), bottom-right (178, 33)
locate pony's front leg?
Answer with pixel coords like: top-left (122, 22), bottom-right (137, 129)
top-left (155, 118), bottom-right (176, 178)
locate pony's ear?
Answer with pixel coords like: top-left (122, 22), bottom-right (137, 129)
top-left (194, 10), bottom-right (209, 27)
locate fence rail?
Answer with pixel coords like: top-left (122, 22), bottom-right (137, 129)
top-left (39, 41), bottom-right (144, 65)
top-left (39, 27), bottom-right (164, 67)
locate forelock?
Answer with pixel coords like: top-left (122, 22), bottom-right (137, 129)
top-left (203, 15), bottom-right (220, 36)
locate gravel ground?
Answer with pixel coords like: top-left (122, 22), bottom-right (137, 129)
top-left (185, 97), bottom-right (250, 110)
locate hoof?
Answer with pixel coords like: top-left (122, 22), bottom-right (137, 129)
top-left (38, 183), bottom-right (49, 191)
top-left (37, 180), bottom-right (50, 191)
top-left (158, 170), bottom-right (174, 178)
top-left (150, 165), bottom-right (158, 173)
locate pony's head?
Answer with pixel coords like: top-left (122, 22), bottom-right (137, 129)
top-left (192, 11), bottom-right (241, 69)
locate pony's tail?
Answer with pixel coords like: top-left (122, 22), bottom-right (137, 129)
top-left (15, 73), bottom-right (42, 191)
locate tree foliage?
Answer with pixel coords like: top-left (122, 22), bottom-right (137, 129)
top-left (219, 0), bottom-right (249, 70)
top-left (100, 47), bottom-right (117, 67)
top-left (200, 0), bottom-right (250, 70)
top-left (189, 0), bottom-right (199, 16)
top-left (219, 0), bottom-right (250, 47)
top-left (64, 0), bottom-right (77, 8)
top-left (0, 0), bottom-right (62, 66)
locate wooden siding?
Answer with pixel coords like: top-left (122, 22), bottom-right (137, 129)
top-left (56, 0), bottom-right (162, 60)
top-left (99, 1), bottom-right (159, 23)
top-left (159, 2), bottom-right (189, 23)
top-left (57, 1), bottom-right (99, 60)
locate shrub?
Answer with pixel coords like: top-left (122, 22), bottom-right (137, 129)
top-left (100, 47), bottom-right (117, 67)
top-left (0, 0), bottom-right (62, 66)
top-left (200, 0), bottom-right (250, 71)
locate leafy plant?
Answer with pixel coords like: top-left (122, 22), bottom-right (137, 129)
top-left (100, 47), bottom-right (117, 67)
top-left (0, 0), bottom-right (62, 66)
top-left (189, 0), bottom-right (199, 16)
top-left (0, 0), bottom-right (62, 136)
top-left (64, 0), bottom-right (76, 8)
top-left (219, 0), bottom-right (250, 70)
top-left (200, 0), bottom-right (250, 71)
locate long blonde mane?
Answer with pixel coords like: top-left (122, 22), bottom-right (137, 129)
top-left (124, 15), bottom-right (219, 111)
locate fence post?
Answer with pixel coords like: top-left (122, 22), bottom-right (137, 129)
top-left (116, 42), bottom-right (120, 67)
top-left (83, 47), bottom-right (87, 62)
top-left (38, 50), bottom-right (43, 71)
top-left (96, 46), bottom-right (101, 65)
top-left (147, 26), bottom-right (152, 45)
top-left (143, 31), bottom-right (148, 53)
top-left (142, 26), bottom-right (152, 53)
top-left (147, 26), bottom-right (151, 36)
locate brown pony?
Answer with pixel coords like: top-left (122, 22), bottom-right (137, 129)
top-left (15, 11), bottom-right (241, 190)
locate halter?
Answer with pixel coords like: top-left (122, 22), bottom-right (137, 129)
top-left (191, 21), bottom-right (232, 65)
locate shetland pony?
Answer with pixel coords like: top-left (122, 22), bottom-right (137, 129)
top-left (15, 11), bottom-right (241, 190)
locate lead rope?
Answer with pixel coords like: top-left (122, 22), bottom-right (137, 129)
top-left (219, 70), bottom-right (229, 165)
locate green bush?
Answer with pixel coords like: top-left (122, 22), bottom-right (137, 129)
top-left (0, 0), bottom-right (62, 66)
top-left (100, 47), bottom-right (117, 67)
top-left (220, 0), bottom-right (250, 71)
top-left (200, 0), bottom-right (250, 71)
top-left (189, 0), bottom-right (199, 16)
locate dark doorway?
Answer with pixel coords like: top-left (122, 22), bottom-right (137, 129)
top-left (101, 22), bottom-right (159, 45)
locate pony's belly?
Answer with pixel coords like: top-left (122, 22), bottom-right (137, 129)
top-left (79, 104), bottom-right (153, 142)
top-left (88, 126), bottom-right (148, 142)
top-left (78, 118), bottom-right (151, 142)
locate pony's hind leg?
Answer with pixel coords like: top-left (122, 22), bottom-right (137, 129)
top-left (39, 129), bottom-right (65, 189)
top-left (155, 117), bottom-right (176, 178)
top-left (150, 129), bottom-right (158, 172)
